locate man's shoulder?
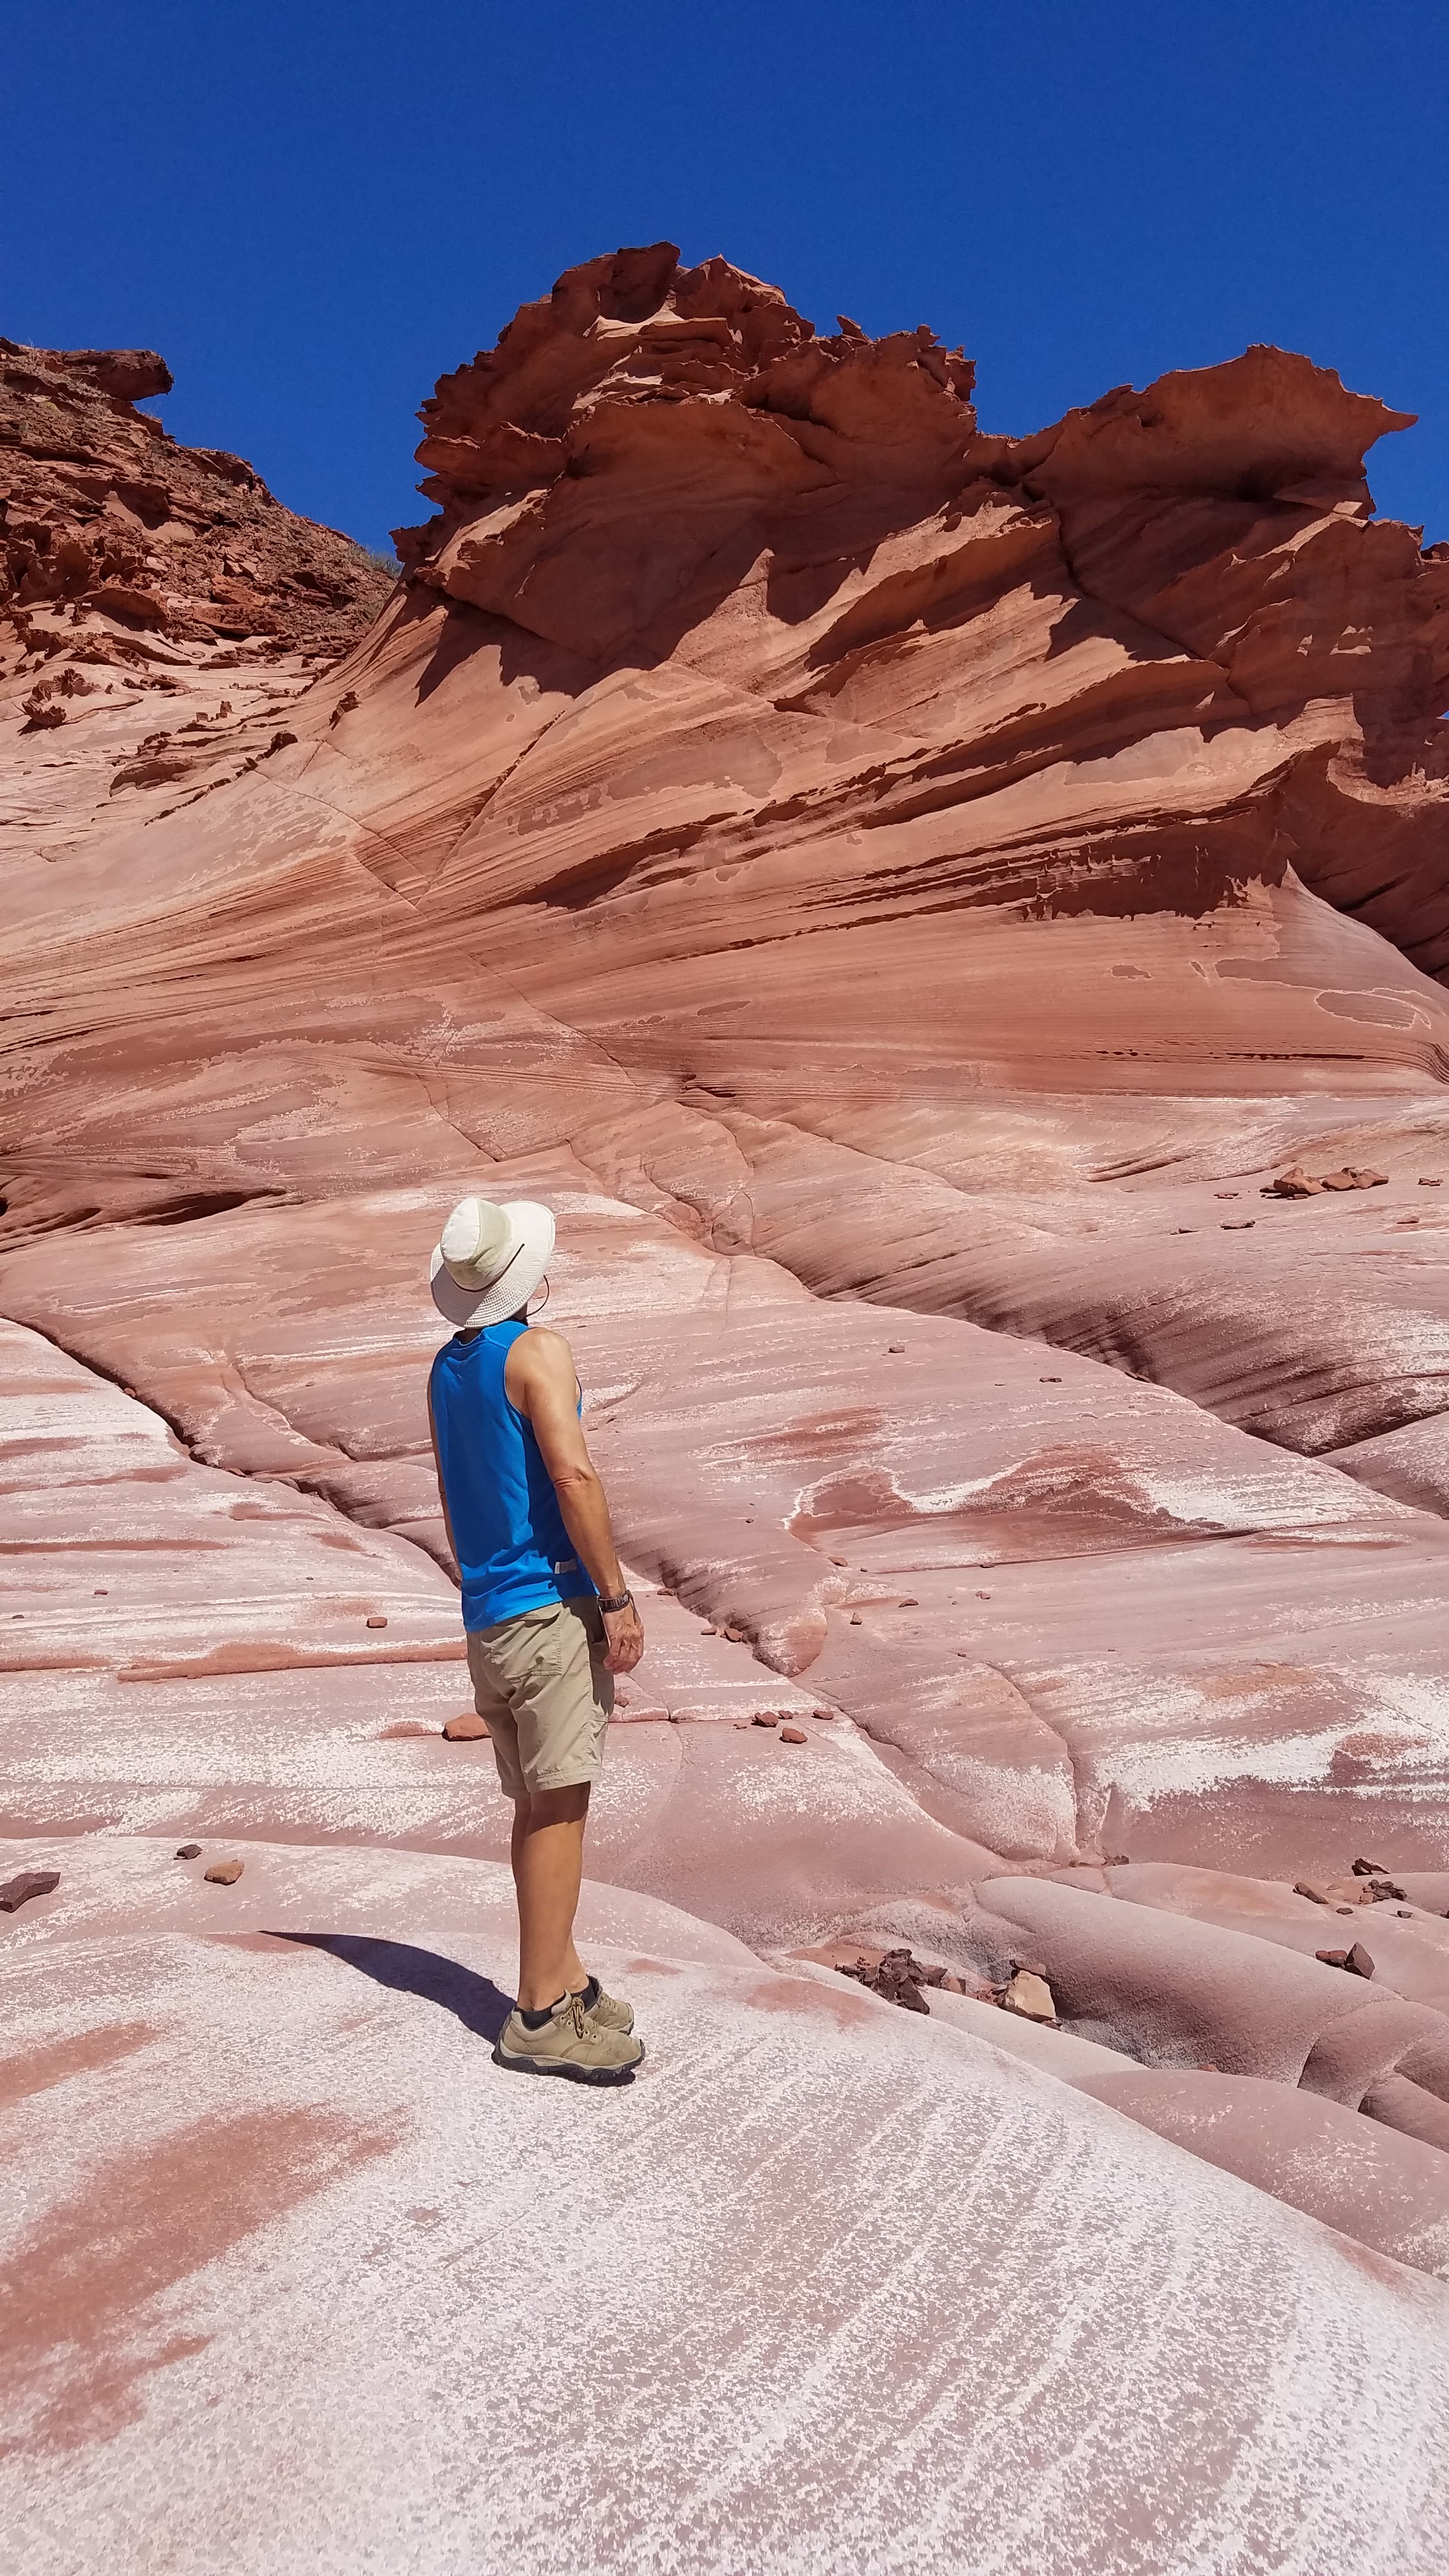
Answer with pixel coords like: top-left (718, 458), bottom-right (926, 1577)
top-left (510, 1323), bottom-right (574, 1374)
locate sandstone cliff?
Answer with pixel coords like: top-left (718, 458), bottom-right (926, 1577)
top-left (1, 335), bottom-right (393, 656)
top-left (4, 249), bottom-right (1449, 2570)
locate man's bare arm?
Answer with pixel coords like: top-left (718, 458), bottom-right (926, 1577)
top-left (506, 1326), bottom-right (644, 1675)
top-left (427, 1385), bottom-right (463, 1572)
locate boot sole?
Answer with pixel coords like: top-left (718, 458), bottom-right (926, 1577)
top-left (491, 2041), bottom-right (640, 2087)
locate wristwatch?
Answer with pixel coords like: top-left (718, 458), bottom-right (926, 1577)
top-left (597, 1588), bottom-right (634, 1614)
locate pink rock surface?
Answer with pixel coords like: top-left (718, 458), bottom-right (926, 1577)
top-left (1076, 2067), bottom-right (1449, 2276)
top-left (4, 1836), bottom-right (1449, 2569)
top-left (6, 246), bottom-right (1449, 2563)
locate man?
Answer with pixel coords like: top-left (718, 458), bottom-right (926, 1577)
top-left (427, 1194), bottom-right (646, 2085)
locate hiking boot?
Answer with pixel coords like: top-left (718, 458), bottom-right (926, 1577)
top-left (574, 1975), bottom-right (634, 2035)
top-left (493, 1993), bottom-right (643, 2085)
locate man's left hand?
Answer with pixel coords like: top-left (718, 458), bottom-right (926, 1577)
top-left (602, 1601), bottom-right (645, 1675)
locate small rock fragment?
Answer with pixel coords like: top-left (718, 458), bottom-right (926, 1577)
top-left (1221, 1218), bottom-right (1255, 1229)
top-left (203, 1859), bottom-right (244, 1885)
top-left (0, 1870), bottom-right (61, 1913)
top-left (838, 1947), bottom-right (939, 2013)
top-left (1397, 1907), bottom-right (1414, 1918)
top-left (1040, 1374), bottom-right (1062, 1383)
top-left (1294, 1880), bottom-right (1331, 1905)
top-left (443, 1712), bottom-right (489, 1740)
top-left (752, 1712), bottom-right (779, 1728)
top-left (1420, 1177), bottom-right (1443, 1187)
top-left (1261, 1166), bottom-right (1324, 1198)
top-left (723, 1627), bottom-right (747, 1643)
top-left (1351, 1856), bottom-right (1388, 1876)
top-left (1213, 1191), bottom-right (1238, 1199)
top-left (1320, 1167), bottom-right (1388, 1190)
top-left (779, 1726), bottom-right (808, 1744)
top-left (848, 1611), bottom-right (862, 1625)
top-left (175, 1843), bottom-right (202, 1860)
top-left (887, 1343), bottom-right (905, 1353)
top-left (1002, 1969), bottom-right (1057, 2024)
top-left (898, 1595), bottom-right (919, 1607)
top-left (976, 1590), bottom-right (991, 1599)
top-left (1316, 1943), bottom-right (1376, 1977)
top-left (365, 1614), bottom-right (388, 1629)
top-left (812, 1706), bottom-right (835, 1721)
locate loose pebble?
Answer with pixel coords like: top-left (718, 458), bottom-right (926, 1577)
top-left (779, 1726), bottom-right (808, 1745)
top-left (203, 1859), bottom-right (244, 1886)
top-left (1002, 1969), bottom-right (1057, 2024)
top-left (365, 1614), bottom-right (388, 1629)
top-left (174, 1843), bottom-right (202, 1860)
top-left (0, 1871), bottom-right (61, 1913)
top-left (443, 1712), bottom-right (489, 1741)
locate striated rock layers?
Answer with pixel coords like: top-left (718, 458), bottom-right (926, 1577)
top-left (4, 247), bottom-right (1449, 2568)
top-left (1, 336), bottom-right (394, 656)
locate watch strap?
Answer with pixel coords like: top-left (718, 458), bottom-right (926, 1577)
top-left (597, 1588), bottom-right (633, 1614)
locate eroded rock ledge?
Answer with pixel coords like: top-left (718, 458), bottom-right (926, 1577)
top-left (397, 240), bottom-right (1449, 981)
top-left (1, 336), bottom-right (393, 656)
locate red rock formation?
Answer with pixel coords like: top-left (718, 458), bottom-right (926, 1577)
top-left (4, 249), bottom-right (1449, 2560)
top-left (400, 245), bottom-right (1449, 981)
top-left (1, 336), bottom-right (394, 655)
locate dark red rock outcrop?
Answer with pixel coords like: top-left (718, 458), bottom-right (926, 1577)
top-left (1, 337), bottom-right (394, 654)
top-left (397, 244), bottom-right (1449, 983)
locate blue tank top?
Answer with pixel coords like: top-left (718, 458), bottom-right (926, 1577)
top-left (428, 1322), bottom-right (595, 1631)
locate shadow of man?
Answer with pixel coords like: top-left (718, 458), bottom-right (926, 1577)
top-left (270, 1933), bottom-right (512, 2043)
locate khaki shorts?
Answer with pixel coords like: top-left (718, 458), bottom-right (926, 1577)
top-left (465, 1595), bottom-right (613, 1800)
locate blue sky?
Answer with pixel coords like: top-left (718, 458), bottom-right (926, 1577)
top-left (3, 1), bottom-right (1445, 551)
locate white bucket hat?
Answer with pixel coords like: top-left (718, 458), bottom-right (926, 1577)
top-left (429, 1195), bottom-right (556, 1329)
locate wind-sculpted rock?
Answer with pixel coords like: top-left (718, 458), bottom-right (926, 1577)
top-left (1, 336), bottom-right (393, 654)
top-left (4, 244), bottom-right (1449, 2568)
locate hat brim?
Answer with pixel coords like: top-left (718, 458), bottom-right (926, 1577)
top-left (429, 1200), bottom-right (556, 1328)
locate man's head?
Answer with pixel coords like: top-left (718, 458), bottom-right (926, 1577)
top-left (429, 1195), bottom-right (555, 1328)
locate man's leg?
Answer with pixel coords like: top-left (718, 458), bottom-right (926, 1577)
top-left (512, 1781), bottom-right (592, 2012)
top-left (510, 1793), bottom-right (590, 1999)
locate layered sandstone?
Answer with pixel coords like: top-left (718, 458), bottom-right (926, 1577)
top-left (0, 336), bottom-right (393, 657)
top-left (4, 248), bottom-right (1449, 2565)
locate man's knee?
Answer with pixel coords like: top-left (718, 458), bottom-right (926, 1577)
top-left (521, 1781), bottom-right (590, 1828)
